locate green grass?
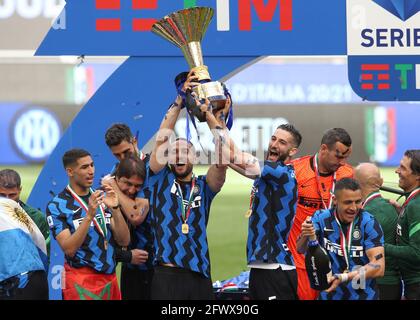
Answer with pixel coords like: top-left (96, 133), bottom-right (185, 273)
top-left (0, 164), bottom-right (402, 282)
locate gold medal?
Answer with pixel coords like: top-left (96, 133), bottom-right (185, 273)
top-left (245, 209), bottom-right (252, 218)
top-left (182, 223), bottom-right (189, 234)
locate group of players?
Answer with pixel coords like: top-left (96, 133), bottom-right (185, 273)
top-left (1, 70), bottom-right (419, 300)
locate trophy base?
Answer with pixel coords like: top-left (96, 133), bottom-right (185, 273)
top-left (193, 81), bottom-right (226, 110)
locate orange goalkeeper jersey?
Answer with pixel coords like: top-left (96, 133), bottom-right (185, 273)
top-left (287, 155), bottom-right (353, 269)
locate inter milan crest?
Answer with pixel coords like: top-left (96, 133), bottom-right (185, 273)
top-left (353, 227), bottom-right (362, 241)
top-left (193, 184), bottom-right (201, 196)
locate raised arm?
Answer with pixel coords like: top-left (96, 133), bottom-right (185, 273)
top-left (198, 97), bottom-right (260, 179)
top-left (150, 71), bottom-right (200, 174)
top-left (149, 96), bottom-right (182, 174)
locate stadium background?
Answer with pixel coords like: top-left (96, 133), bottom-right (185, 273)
top-left (0, 0), bottom-right (418, 283)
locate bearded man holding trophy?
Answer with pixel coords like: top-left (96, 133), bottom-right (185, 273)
top-left (147, 6), bottom-right (233, 300)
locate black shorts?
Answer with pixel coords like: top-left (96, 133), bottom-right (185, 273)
top-left (0, 270), bottom-right (48, 300)
top-left (378, 282), bottom-right (402, 300)
top-left (249, 267), bottom-right (298, 300)
top-left (120, 265), bottom-right (154, 300)
top-left (404, 282), bottom-right (420, 300)
top-left (151, 265), bottom-right (214, 300)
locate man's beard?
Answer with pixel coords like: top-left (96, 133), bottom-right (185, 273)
top-left (266, 149), bottom-right (289, 162)
top-left (170, 164), bottom-right (193, 179)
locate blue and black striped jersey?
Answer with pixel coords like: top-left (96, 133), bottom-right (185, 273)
top-left (148, 166), bottom-right (217, 278)
top-left (312, 208), bottom-right (384, 300)
top-left (247, 161), bottom-right (297, 266)
top-left (46, 188), bottom-right (116, 274)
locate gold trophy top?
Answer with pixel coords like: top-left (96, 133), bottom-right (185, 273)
top-left (151, 7), bottom-right (214, 81)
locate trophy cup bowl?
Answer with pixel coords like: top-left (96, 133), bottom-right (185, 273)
top-left (151, 7), bottom-right (227, 120)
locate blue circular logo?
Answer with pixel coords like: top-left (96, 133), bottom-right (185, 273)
top-left (11, 107), bottom-right (62, 162)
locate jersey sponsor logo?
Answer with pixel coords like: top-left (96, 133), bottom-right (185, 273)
top-left (72, 213), bottom-right (111, 230)
top-left (323, 238), bottom-right (364, 258)
top-left (298, 196), bottom-right (323, 210)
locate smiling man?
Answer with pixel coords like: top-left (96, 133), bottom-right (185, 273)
top-left (147, 71), bottom-right (227, 300)
top-left (384, 150), bottom-right (420, 300)
top-left (196, 93), bottom-right (302, 300)
top-left (297, 178), bottom-right (385, 300)
top-left (46, 149), bottom-right (130, 300)
top-left (288, 128), bottom-right (354, 300)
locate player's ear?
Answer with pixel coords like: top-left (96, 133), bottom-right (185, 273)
top-left (288, 147), bottom-right (298, 158)
top-left (66, 166), bottom-right (74, 177)
top-left (320, 144), bottom-right (329, 153)
top-left (332, 193), bottom-right (338, 207)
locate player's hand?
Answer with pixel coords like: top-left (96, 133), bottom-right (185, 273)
top-left (102, 185), bottom-right (119, 209)
top-left (101, 174), bottom-right (116, 189)
top-left (301, 219), bottom-right (316, 239)
top-left (182, 70), bottom-right (200, 93)
top-left (324, 274), bottom-right (341, 293)
top-left (130, 249), bottom-right (149, 265)
top-left (87, 190), bottom-right (104, 219)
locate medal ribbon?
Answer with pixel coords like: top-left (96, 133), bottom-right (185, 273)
top-left (175, 174), bottom-right (196, 224)
top-left (246, 184), bottom-right (257, 217)
top-left (402, 187), bottom-right (420, 209)
top-left (313, 153), bottom-right (336, 210)
top-left (66, 185), bottom-right (108, 240)
top-left (334, 211), bottom-right (354, 272)
top-left (362, 192), bottom-right (382, 209)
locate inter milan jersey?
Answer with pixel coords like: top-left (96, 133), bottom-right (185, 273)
top-left (46, 188), bottom-right (116, 274)
top-left (312, 209), bottom-right (384, 300)
top-left (148, 166), bottom-right (217, 278)
top-left (247, 161), bottom-right (297, 266)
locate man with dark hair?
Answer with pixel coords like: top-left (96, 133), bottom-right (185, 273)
top-left (110, 155), bottom-right (154, 300)
top-left (103, 121), bottom-right (154, 300)
top-left (195, 93), bottom-right (301, 299)
top-left (103, 124), bottom-right (148, 227)
top-left (385, 149), bottom-right (420, 300)
top-left (105, 123), bottom-right (144, 162)
top-left (297, 178), bottom-right (385, 300)
top-left (0, 169), bottom-right (50, 245)
top-left (147, 71), bottom-right (227, 300)
top-left (355, 163), bottom-right (401, 300)
top-left (288, 128), bottom-right (354, 300)
top-left (46, 148), bottom-right (130, 300)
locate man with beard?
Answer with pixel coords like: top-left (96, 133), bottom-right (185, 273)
top-left (297, 178), bottom-right (384, 300)
top-left (46, 149), bottom-right (130, 300)
top-left (288, 128), bottom-right (354, 300)
top-left (384, 150), bottom-right (420, 300)
top-left (147, 72), bottom-right (228, 300)
top-left (198, 96), bottom-right (302, 299)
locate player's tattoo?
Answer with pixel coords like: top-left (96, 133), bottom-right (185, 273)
top-left (374, 253), bottom-right (383, 261)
